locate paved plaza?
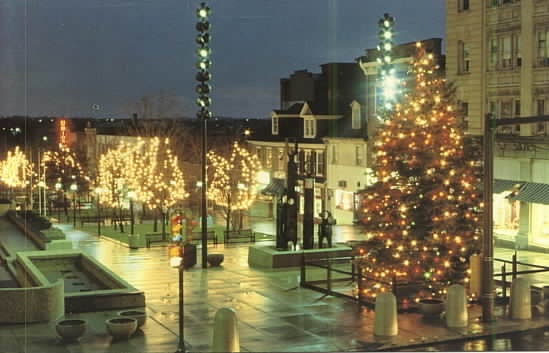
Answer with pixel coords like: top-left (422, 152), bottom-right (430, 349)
top-left (1, 219), bottom-right (549, 352)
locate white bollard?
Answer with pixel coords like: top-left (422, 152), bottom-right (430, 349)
top-left (510, 278), bottom-right (531, 320)
top-left (211, 307), bottom-right (240, 352)
top-left (374, 292), bottom-right (398, 336)
top-left (469, 254), bottom-right (481, 299)
top-left (446, 284), bottom-right (468, 328)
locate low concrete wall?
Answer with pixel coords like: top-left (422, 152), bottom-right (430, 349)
top-left (0, 279), bottom-right (64, 324)
top-left (6, 211), bottom-right (49, 250)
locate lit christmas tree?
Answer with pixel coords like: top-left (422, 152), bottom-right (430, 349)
top-left (356, 42), bottom-right (482, 303)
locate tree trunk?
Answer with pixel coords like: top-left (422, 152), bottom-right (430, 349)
top-left (161, 211), bottom-right (166, 240)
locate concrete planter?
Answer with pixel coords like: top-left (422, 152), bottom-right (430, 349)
top-left (55, 319), bottom-right (87, 341)
top-left (418, 298), bottom-right (445, 317)
top-left (207, 253), bottom-right (224, 267)
top-left (106, 317), bottom-right (138, 339)
top-left (118, 310), bottom-right (146, 327)
top-left (128, 234), bottom-right (143, 249)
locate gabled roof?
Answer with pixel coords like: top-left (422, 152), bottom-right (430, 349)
top-left (272, 101), bottom-right (342, 120)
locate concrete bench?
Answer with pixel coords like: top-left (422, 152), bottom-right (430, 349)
top-left (190, 231), bottom-right (217, 246)
top-left (80, 215), bottom-right (105, 226)
top-left (224, 229), bottom-right (255, 244)
top-left (145, 233), bottom-right (169, 248)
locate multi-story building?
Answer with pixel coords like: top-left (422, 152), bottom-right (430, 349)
top-left (446, 0), bottom-right (549, 249)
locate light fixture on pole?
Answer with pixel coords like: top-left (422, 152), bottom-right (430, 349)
top-left (196, 1), bottom-right (212, 269)
top-left (169, 242), bottom-right (188, 353)
top-left (128, 190), bottom-right (136, 235)
top-left (55, 182), bottom-right (62, 222)
top-left (70, 183), bottom-right (77, 228)
top-left (377, 13), bottom-right (397, 117)
top-left (95, 187), bottom-right (103, 237)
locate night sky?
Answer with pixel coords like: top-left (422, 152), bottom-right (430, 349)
top-left (0, 0), bottom-right (445, 119)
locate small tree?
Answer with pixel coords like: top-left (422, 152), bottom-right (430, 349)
top-left (0, 146), bottom-right (33, 201)
top-left (207, 141), bottom-right (261, 232)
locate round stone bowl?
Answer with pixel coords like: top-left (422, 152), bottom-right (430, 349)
top-left (207, 253), bottom-right (224, 267)
top-left (418, 298), bottom-right (445, 317)
top-left (105, 317), bottom-right (138, 339)
top-left (55, 319), bottom-right (87, 341)
top-left (118, 310), bottom-right (147, 327)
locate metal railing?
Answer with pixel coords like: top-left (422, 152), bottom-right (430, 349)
top-left (301, 250), bottom-right (549, 310)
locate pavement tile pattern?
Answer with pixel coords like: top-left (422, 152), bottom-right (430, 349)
top-left (1, 220), bottom-right (549, 352)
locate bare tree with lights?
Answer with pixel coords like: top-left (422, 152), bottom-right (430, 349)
top-left (41, 145), bottom-right (89, 217)
top-left (207, 141), bottom-right (261, 233)
top-left (356, 42), bottom-right (482, 304)
top-left (0, 146), bottom-right (33, 202)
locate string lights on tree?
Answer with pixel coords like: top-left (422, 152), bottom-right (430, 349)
top-left (356, 42), bottom-right (482, 305)
top-left (207, 141), bottom-right (261, 233)
top-left (0, 146), bottom-right (33, 189)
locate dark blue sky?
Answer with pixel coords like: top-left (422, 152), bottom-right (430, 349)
top-left (0, 0), bottom-right (445, 119)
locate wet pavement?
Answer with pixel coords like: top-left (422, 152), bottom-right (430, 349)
top-left (1, 218), bottom-right (549, 352)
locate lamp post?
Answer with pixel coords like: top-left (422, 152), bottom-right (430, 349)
top-left (70, 183), bottom-right (77, 228)
top-left (38, 181), bottom-right (45, 216)
top-left (128, 190), bottom-right (136, 235)
top-left (196, 1), bottom-right (212, 269)
top-left (95, 187), bottom-right (103, 237)
top-left (55, 182), bottom-right (62, 222)
top-left (169, 244), bottom-right (188, 353)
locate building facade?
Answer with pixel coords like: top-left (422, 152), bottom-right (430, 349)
top-left (446, 0), bottom-right (549, 249)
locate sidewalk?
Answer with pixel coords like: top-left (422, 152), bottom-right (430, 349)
top-left (1, 219), bottom-right (549, 352)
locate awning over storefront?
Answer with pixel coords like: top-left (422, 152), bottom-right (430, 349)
top-left (509, 182), bottom-right (549, 205)
top-left (261, 178), bottom-right (286, 197)
top-left (493, 179), bottom-right (523, 194)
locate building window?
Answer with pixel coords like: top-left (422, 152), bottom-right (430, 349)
top-left (272, 117), bottom-right (279, 135)
top-left (458, 0), bottom-right (470, 11)
top-left (331, 145), bottom-right (338, 164)
top-left (316, 151), bottom-right (325, 176)
top-left (277, 148), bottom-right (285, 171)
top-left (537, 30), bottom-right (549, 65)
top-left (265, 148), bottom-right (272, 169)
top-left (489, 38), bottom-right (498, 67)
top-left (458, 41), bottom-right (470, 74)
top-left (351, 101), bottom-right (361, 129)
top-left (493, 192), bottom-right (520, 237)
top-left (304, 119), bottom-right (316, 138)
top-left (515, 34), bottom-right (521, 66)
top-left (355, 145), bottom-right (364, 166)
top-left (502, 35), bottom-right (512, 68)
top-left (537, 99), bottom-right (546, 134)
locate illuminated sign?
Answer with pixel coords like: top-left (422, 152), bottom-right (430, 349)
top-left (58, 118), bottom-right (68, 146)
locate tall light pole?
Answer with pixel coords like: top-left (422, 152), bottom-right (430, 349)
top-left (55, 182), bottom-right (62, 222)
top-left (70, 183), bottom-right (77, 228)
top-left (377, 13), bottom-right (397, 119)
top-left (128, 191), bottom-right (136, 235)
top-left (95, 187), bottom-right (103, 237)
top-left (196, 1), bottom-right (212, 270)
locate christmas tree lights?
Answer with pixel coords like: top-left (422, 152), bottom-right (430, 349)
top-left (357, 42), bottom-right (482, 304)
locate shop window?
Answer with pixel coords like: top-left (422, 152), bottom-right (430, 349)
top-left (335, 189), bottom-right (354, 211)
top-left (316, 151), bottom-right (325, 176)
top-left (532, 204), bottom-right (549, 246)
top-left (493, 192), bottom-right (520, 236)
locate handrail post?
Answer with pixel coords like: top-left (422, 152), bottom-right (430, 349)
top-left (351, 255), bottom-right (356, 282)
top-left (502, 263), bottom-right (507, 301)
top-left (300, 251), bottom-right (306, 287)
top-left (512, 251), bottom-right (517, 280)
top-left (327, 257), bottom-right (332, 292)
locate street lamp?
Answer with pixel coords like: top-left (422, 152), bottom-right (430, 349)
top-left (55, 182), bottom-right (62, 222)
top-left (128, 191), bottom-right (136, 235)
top-left (38, 181), bottom-right (45, 216)
top-left (196, 1), bottom-right (212, 269)
top-left (168, 243), bottom-right (188, 353)
top-left (95, 187), bottom-right (103, 237)
top-left (70, 183), bottom-right (77, 228)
